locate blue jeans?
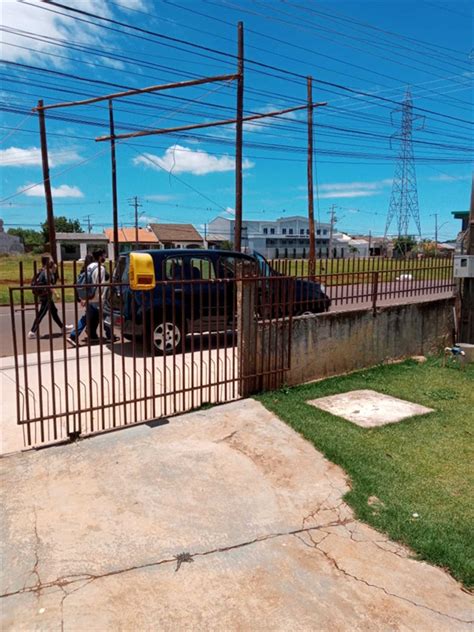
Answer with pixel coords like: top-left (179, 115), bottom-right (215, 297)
top-left (70, 311), bottom-right (87, 341)
top-left (87, 304), bottom-right (112, 340)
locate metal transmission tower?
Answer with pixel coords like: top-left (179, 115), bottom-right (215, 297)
top-left (385, 88), bottom-right (423, 240)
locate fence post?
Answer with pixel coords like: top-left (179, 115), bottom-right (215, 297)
top-left (371, 271), bottom-right (379, 314)
top-left (237, 271), bottom-right (257, 397)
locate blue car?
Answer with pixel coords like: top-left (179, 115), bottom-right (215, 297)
top-left (105, 249), bottom-right (330, 354)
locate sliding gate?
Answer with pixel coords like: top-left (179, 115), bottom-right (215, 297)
top-left (8, 268), bottom-right (294, 448)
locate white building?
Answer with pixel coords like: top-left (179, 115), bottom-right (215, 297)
top-left (207, 215), bottom-right (368, 258)
top-left (208, 215), bottom-right (333, 259)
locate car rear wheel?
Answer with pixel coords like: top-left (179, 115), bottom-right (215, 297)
top-left (152, 320), bottom-right (183, 355)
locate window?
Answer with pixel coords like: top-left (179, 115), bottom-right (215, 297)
top-left (164, 257), bottom-right (185, 280)
top-left (282, 228), bottom-right (287, 235)
top-left (306, 229), bottom-right (310, 235)
top-left (289, 228), bottom-right (293, 235)
top-left (263, 227), bottom-right (268, 234)
top-left (300, 229), bottom-right (304, 235)
top-left (317, 229), bottom-right (321, 235)
top-left (190, 257), bottom-right (215, 280)
top-left (218, 256), bottom-right (255, 279)
top-left (323, 229), bottom-right (328, 235)
top-left (270, 228), bottom-right (275, 235)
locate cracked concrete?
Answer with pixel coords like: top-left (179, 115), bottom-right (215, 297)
top-left (1, 399), bottom-right (472, 630)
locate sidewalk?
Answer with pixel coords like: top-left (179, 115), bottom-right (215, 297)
top-left (1, 399), bottom-right (471, 631)
top-left (0, 342), bottom-right (238, 454)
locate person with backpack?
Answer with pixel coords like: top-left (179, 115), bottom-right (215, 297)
top-left (28, 256), bottom-right (73, 339)
top-left (70, 249), bottom-right (116, 344)
top-left (67, 254), bottom-right (94, 346)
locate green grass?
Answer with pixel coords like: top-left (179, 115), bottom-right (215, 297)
top-left (0, 254), bottom-right (76, 305)
top-left (271, 256), bottom-right (453, 285)
top-left (0, 254), bottom-right (454, 305)
top-left (257, 358), bottom-right (474, 588)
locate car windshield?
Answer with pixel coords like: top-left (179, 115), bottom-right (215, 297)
top-left (253, 252), bottom-right (275, 277)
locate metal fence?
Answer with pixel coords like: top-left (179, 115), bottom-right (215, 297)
top-left (8, 261), bottom-right (295, 447)
top-left (268, 255), bottom-right (455, 312)
top-left (6, 255), bottom-right (454, 448)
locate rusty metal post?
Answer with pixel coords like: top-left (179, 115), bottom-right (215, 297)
top-left (234, 21), bottom-right (244, 252)
top-left (459, 173), bottom-right (474, 342)
top-left (371, 270), bottom-right (379, 315)
top-left (37, 100), bottom-right (56, 262)
top-left (108, 100), bottom-right (119, 262)
top-left (307, 76), bottom-right (316, 277)
top-left (237, 263), bottom-right (257, 397)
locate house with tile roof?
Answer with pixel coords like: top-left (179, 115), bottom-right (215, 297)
top-left (148, 223), bottom-right (203, 249)
top-left (103, 227), bottom-right (159, 257)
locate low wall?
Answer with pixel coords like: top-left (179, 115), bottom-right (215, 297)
top-left (276, 298), bottom-right (454, 386)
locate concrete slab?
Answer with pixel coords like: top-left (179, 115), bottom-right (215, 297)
top-left (308, 389), bottom-right (434, 427)
top-left (1, 399), bottom-right (471, 630)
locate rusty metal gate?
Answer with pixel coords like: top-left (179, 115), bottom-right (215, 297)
top-left (8, 261), bottom-right (294, 448)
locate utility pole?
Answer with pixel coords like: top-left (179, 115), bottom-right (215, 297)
top-left (128, 196), bottom-right (142, 250)
top-left (84, 215), bottom-right (93, 232)
top-left (368, 230), bottom-right (372, 256)
top-left (432, 212), bottom-right (438, 252)
top-left (307, 76), bottom-right (316, 276)
top-left (203, 223), bottom-right (208, 249)
top-left (328, 205), bottom-right (337, 258)
top-left (109, 100), bottom-right (119, 262)
top-left (37, 100), bottom-right (57, 262)
top-left (234, 21), bottom-right (244, 252)
top-left (459, 174), bottom-right (474, 342)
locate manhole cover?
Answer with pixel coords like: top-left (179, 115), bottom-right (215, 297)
top-left (307, 389), bottom-right (433, 428)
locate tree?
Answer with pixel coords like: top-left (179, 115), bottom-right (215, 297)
top-left (392, 235), bottom-right (417, 257)
top-left (219, 240), bottom-right (233, 251)
top-left (7, 228), bottom-right (45, 253)
top-left (41, 216), bottom-right (83, 243)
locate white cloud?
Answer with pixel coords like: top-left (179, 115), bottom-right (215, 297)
top-left (145, 194), bottom-right (177, 202)
top-left (19, 183), bottom-right (84, 198)
top-left (1, 0), bottom-right (147, 66)
top-left (427, 174), bottom-right (471, 182)
top-left (225, 207), bottom-right (235, 216)
top-left (1, 146), bottom-right (82, 168)
top-left (319, 191), bottom-right (379, 199)
top-left (305, 179), bottom-right (393, 200)
top-left (133, 145), bottom-right (254, 176)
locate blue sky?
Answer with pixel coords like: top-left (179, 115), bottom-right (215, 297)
top-left (1, 0), bottom-right (472, 241)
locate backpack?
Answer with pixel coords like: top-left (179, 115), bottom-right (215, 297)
top-left (76, 267), bottom-right (96, 301)
top-left (30, 270), bottom-right (49, 299)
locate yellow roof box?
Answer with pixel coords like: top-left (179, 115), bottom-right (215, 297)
top-left (129, 252), bottom-right (156, 291)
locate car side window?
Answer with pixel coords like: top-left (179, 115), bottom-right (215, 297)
top-left (217, 256), bottom-right (237, 279)
top-left (164, 257), bottom-right (185, 280)
top-left (218, 256), bottom-right (257, 278)
top-left (189, 257), bottom-right (215, 280)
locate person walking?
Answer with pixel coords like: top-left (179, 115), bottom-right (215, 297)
top-left (67, 254), bottom-right (94, 346)
top-left (82, 248), bottom-right (116, 343)
top-left (28, 256), bottom-right (73, 339)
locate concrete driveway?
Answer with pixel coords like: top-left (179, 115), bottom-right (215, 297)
top-left (1, 399), bottom-right (471, 631)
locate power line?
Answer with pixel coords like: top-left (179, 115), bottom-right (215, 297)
top-left (30, 1), bottom-right (474, 127)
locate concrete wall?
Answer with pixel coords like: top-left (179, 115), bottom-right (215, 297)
top-left (256, 297), bottom-right (454, 388)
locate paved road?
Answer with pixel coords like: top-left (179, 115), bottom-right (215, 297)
top-left (0, 281), bottom-right (454, 358)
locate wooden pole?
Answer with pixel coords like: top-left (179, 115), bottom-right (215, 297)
top-left (109, 100), bottom-right (119, 262)
top-left (37, 99), bottom-right (56, 262)
top-left (33, 73), bottom-right (239, 112)
top-left (307, 76), bottom-right (316, 277)
top-left (234, 21), bottom-right (244, 252)
top-left (95, 103), bottom-right (323, 143)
